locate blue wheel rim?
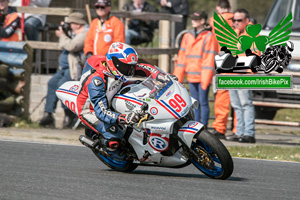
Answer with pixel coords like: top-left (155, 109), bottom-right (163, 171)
top-left (192, 141), bottom-right (223, 177)
top-left (98, 153), bottom-right (127, 169)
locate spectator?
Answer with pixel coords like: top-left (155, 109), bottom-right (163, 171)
top-left (10, 0), bottom-right (52, 41)
top-left (173, 11), bottom-right (218, 128)
top-left (158, 0), bottom-right (189, 42)
top-left (84, 0), bottom-right (125, 58)
top-left (39, 12), bottom-right (88, 128)
top-left (0, 0), bottom-right (20, 41)
top-left (123, 0), bottom-right (158, 45)
top-left (225, 9), bottom-right (257, 143)
top-left (209, 0), bottom-right (234, 139)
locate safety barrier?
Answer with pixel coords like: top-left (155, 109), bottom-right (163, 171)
top-left (0, 42), bottom-right (33, 126)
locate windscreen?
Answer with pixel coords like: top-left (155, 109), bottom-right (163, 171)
top-left (130, 66), bottom-right (174, 100)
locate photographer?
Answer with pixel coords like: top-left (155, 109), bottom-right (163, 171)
top-left (39, 12), bottom-right (89, 128)
top-left (0, 0), bottom-right (20, 41)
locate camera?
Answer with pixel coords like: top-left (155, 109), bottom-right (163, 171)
top-left (45, 22), bottom-right (71, 38)
top-left (61, 23), bottom-right (71, 35)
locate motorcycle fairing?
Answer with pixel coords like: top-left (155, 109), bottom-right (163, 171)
top-left (177, 121), bottom-right (204, 147)
top-left (56, 81), bottom-right (80, 115)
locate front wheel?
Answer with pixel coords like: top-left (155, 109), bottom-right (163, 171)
top-left (191, 130), bottom-right (233, 179)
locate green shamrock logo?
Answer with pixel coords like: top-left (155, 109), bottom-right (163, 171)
top-left (238, 24), bottom-right (269, 52)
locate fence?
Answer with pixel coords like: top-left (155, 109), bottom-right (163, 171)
top-left (0, 42), bottom-right (33, 125)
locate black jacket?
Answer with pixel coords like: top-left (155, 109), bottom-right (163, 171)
top-left (158, 0), bottom-right (189, 15)
top-left (123, 1), bottom-right (158, 44)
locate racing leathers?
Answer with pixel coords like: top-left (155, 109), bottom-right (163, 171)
top-left (76, 55), bottom-right (160, 154)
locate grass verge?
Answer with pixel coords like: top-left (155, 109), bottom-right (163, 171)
top-left (228, 145), bottom-right (300, 162)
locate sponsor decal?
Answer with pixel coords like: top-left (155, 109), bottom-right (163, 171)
top-left (104, 34), bottom-right (112, 42)
top-left (156, 81), bottom-right (173, 99)
top-left (93, 78), bottom-right (103, 87)
top-left (69, 85), bottom-right (79, 92)
top-left (151, 126), bottom-right (166, 131)
top-left (188, 122), bottom-right (198, 128)
top-left (150, 107), bottom-right (158, 115)
top-left (138, 64), bottom-right (157, 73)
top-left (125, 100), bottom-right (136, 110)
top-left (149, 134), bottom-right (169, 152)
top-left (181, 107), bottom-right (189, 116)
top-left (98, 101), bottom-right (116, 118)
top-left (134, 132), bottom-right (142, 138)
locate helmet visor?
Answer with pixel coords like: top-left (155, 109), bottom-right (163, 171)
top-left (112, 56), bottom-right (136, 76)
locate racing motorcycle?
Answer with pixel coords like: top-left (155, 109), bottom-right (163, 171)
top-left (56, 65), bottom-right (234, 180)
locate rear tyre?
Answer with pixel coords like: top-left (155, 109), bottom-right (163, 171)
top-left (93, 150), bottom-right (138, 172)
top-left (191, 130), bottom-right (233, 180)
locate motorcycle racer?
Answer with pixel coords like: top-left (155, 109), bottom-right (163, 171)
top-left (77, 42), bottom-right (165, 159)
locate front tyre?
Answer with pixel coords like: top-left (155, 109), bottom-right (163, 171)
top-left (92, 150), bottom-right (138, 172)
top-left (191, 130), bottom-right (233, 179)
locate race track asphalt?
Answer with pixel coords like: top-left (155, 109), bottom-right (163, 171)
top-left (1, 140), bottom-right (299, 200)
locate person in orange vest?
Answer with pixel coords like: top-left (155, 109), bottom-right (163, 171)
top-left (173, 10), bottom-right (218, 128)
top-left (84, 0), bottom-right (125, 58)
top-left (225, 8), bottom-right (258, 143)
top-left (0, 0), bottom-right (20, 41)
top-left (209, 0), bottom-right (234, 139)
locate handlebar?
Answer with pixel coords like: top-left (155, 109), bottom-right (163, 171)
top-left (137, 114), bottom-right (148, 127)
top-left (137, 102), bottom-right (149, 127)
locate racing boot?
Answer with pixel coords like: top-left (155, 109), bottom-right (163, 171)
top-left (104, 139), bottom-right (126, 161)
top-left (39, 112), bottom-right (55, 128)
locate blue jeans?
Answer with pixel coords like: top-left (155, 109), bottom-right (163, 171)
top-left (125, 29), bottom-right (141, 44)
top-left (229, 90), bottom-right (255, 137)
top-left (45, 69), bottom-right (71, 113)
top-left (25, 17), bottom-right (42, 41)
top-left (188, 82), bottom-right (210, 126)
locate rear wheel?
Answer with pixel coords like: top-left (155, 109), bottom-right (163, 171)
top-left (86, 128), bottom-right (138, 172)
top-left (93, 150), bottom-right (138, 172)
top-left (191, 130), bottom-right (233, 179)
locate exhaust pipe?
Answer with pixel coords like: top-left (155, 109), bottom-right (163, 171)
top-left (79, 135), bottom-right (109, 157)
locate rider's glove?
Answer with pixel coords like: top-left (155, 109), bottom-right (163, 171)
top-left (118, 112), bottom-right (141, 125)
